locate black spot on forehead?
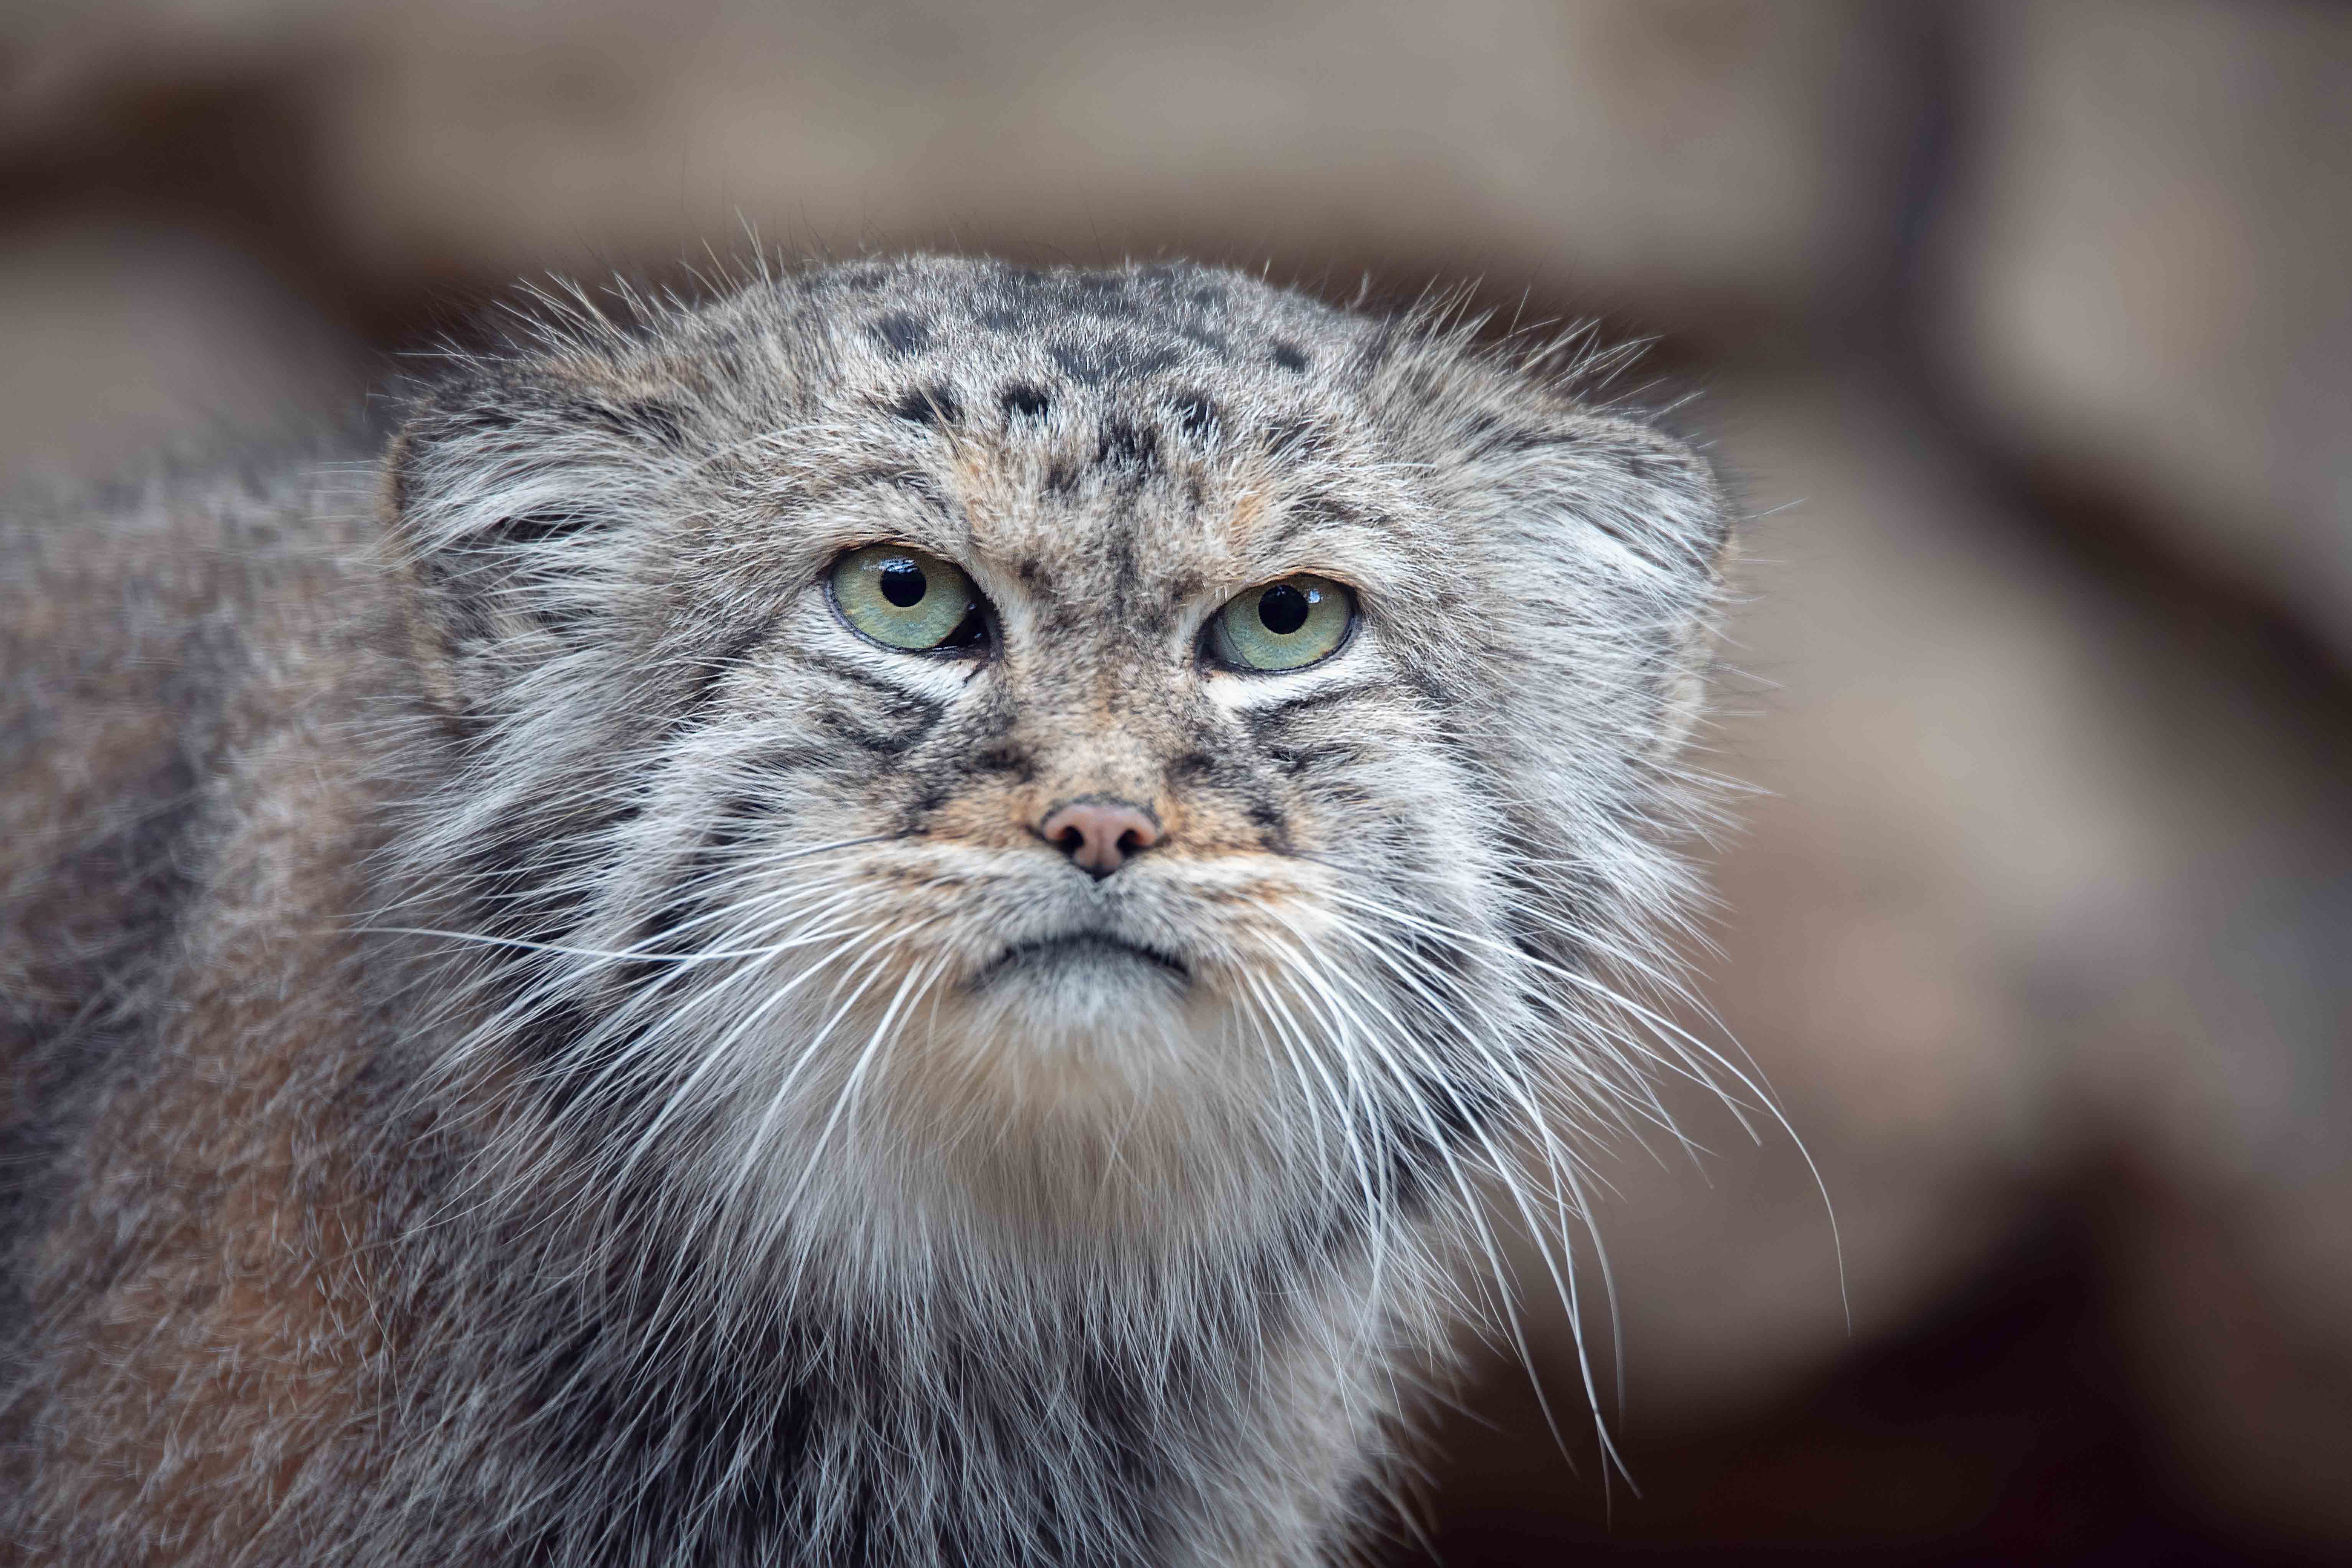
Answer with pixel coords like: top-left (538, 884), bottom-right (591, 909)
top-left (1000, 384), bottom-right (1051, 420)
top-left (868, 312), bottom-right (934, 357)
top-left (1270, 341), bottom-right (1309, 373)
top-left (1170, 393), bottom-right (1219, 441)
top-left (886, 385), bottom-right (960, 427)
top-left (1095, 419), bottom-right (1157, 471)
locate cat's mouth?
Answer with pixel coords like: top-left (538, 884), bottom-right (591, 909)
top-left (969, 932), bottom-right (1192, 990)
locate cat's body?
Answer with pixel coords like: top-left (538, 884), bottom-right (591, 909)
top-left (0, 257), bottom-right (1732, 1566)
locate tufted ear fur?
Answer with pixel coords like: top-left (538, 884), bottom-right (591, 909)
top-left (1575, 417), bottom-right (1739, 767)
top-left (385, 362), bottom-right (700, 724)
top-left (1439, 402), bottom-right (1735, 772)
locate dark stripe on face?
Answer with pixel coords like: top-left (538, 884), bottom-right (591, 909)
top-left (775, 653), bottom-right (949, 755)
top-left (674, 622), bottom-right (778, 727)
top-left (780, 645), bottom-right (945, 701)
top-left (1396, 925), bottom-right (1482, 996)
top-left (1244, 794), bottom-right (1291, 851)
top-left (1164, 750), bottom-right (1225, 787)
top-left (747, 743), bottom-right (846, 779)
top-left (619, 884), bottom-right (726, 998)
top-left (1239, 681), bottom-right (1387, 732)
top-left (484, 508), bottom-right (604, 545)
top-left (971, 744), bottom-right (1034, 782)
top-left (1256, 741), bottom-right (1360, 778)
top-left (813, 696), bottom-right (943, 756)
top-left (568, 398), bottom-right (690, 450)
top-left (617, 789), bottom-right (846, 995)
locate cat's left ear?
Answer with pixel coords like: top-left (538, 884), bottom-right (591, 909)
top-left (1442, 408), bottom-right (1736, 765)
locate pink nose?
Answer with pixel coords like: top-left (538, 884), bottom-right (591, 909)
top-left (1039, 798), bottom-right (1162, 879)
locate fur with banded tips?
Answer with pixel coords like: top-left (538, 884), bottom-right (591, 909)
top-left (0, 256), bottom-right (1738, 1566)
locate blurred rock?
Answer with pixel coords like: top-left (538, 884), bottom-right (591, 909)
top-left (8, 0), bottom-right (1924, 331)
top-left (1935, 0), bottom-right (2352, 663)
top-left (0, 216), bottom-right (369, 484)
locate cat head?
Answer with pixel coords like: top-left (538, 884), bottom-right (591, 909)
top-left (385, 257), bottom-right (1732, 1264)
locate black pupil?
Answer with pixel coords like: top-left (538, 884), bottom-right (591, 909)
top-left (1256, 582), bottom-right (1311, 635)
top-left (879, 561), bottom-right (927, 608)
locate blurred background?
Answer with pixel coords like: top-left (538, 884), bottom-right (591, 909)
top-left (3, 1), bottom-right (2346, 1561)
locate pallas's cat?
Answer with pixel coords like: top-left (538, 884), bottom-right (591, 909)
top-left (1, 258), bottom-right (1733, 1566)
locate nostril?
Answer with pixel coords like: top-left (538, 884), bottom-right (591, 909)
top-left (1037, 798), bottom-right (1162, 878)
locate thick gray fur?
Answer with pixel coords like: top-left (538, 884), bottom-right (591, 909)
top-left (0, 256), bottom-right (1734, 1566)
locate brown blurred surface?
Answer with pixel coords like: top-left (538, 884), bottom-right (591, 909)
top-left (3, 2), bottom-right (2346, 1561)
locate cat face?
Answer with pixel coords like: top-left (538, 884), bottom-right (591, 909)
top-left (389, 258), bottom-right (1729, 1246)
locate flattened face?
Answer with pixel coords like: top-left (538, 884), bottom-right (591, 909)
top-left (636, 286), bottom-right (1506, 1194)
top-left (394, 258), bottom-right (1725, 1239)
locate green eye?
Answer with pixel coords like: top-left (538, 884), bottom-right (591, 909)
top-left (830, 545), bottom-right (987, 652)
top-left (1208, 574), bottom-right (1354, 671)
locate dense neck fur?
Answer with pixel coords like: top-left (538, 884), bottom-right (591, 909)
top-left (360, 1084), bottom-right (1442, 1568)
top-left (348, 800), bottom-right (1463, 1568)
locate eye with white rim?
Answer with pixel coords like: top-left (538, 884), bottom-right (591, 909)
top-left (1204, 574), bottom-right (1355, 672)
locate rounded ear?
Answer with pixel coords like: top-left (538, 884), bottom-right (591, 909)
top-left (1568, 415), bottom-right (1736, 765)
top-left (1439, 405), bottom-right (1736, 768)
top-left (385, 366), bottom-right (695, 722)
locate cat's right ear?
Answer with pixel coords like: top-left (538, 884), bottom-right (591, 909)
top-left (385, 367), bottom-right (693, 722)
